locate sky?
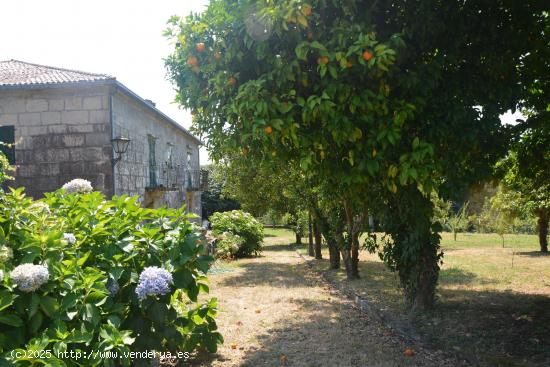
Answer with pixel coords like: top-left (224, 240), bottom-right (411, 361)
top-left (0, 0), bottom-right (523, 165)
top-left (0, 0), bottom-right (210, 163)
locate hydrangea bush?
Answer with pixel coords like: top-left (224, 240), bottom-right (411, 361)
top-left (0, 186), bottom-right (222, 366)
top-left (214, 232), bottom-right (245, 259)
top-left (210, 210), bottom-right (263, 258)
top-left (61, 178), bottom-right (93, 194)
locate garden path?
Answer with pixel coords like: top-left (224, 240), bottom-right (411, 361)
top-left (193, 233), bottom-right (460, 367)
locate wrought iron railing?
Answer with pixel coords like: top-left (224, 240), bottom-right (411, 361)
top-left (185, 169), bottom-right (201, 191)
top-left (147, 165), bottom-right (206, 191)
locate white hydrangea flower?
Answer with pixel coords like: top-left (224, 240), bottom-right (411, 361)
top-left (0, 269), bottom-right (4, 280)
top-left (0, 245), bottom-right (13, 263)
top-left (63, 233), bottom-right (76, 244)
top-left (10, 264), bottom-right (49, 292)
top-left (29, 201), bottom-right (51, 214)
top-left (62, 179), bottom-right (93, 194)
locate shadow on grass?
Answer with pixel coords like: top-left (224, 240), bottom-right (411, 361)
top-left (515, 250), bottom-right (549, 257)
top-left (263, 243), bottom-right (304, 252)
top-left (308, 256), bottom-right (550, 366)
top-left (414, 289), bottom-right (550, 366)
top-left (217, 260), bottom-right (308, 288)
top-left (439, 267), bottom-right (499, 286)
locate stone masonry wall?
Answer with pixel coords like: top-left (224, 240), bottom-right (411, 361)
top-left (112, 91), bottom-right (201, 217)
top-left (0, 86), bottom-right (113, 198)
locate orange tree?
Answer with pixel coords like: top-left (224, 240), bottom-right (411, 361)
top-left (165, 0), bottom-right (546, 309)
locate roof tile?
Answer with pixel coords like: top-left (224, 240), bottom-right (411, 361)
top-left (0, 59), bottom-right (114, 86)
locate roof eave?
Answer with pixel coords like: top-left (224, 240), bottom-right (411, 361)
top-left (113, 81), bottom-right (202, 146)
top-left (0, 79), bottom-right (116, 91)
top-left (0, 79), bottom-right (203, 146)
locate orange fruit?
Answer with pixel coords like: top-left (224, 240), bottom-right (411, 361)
top-left (317, 56), bottom-right (329, 65)
top-left (302, 5), bottom-right (312, 16)
top-left (214, 51), bottom-right (222, 60)
top-left (186, 55), bottom-right (198, 66)
top-left (362, 50), bottom-right (373, 61)
top-left (228, 77), bottom-right (237, 86)
top-left (404, 348), bottom-right (414, 357)
top-left (264, 126), bottom-right (273, 134)
top-left (196, 42), bottom-right (206, 52)
top-left (346, 61), bottom-right (353, 68)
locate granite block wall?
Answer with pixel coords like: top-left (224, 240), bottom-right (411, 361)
top-left (0, 86), bottom-right (113, 198)
top-left (112, 91), bottom-right (201, 216)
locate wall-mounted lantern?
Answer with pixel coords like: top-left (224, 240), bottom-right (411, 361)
top-left (111, 136), bottom-right (131, 166)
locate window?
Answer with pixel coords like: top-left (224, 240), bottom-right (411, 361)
top-left (148, 135), bottom-right (157, 187)
top-left (0, 126), bottom-right (15, 164)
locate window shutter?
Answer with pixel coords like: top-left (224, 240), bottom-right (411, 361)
top-left (0, 126), bottom-right (15, 164)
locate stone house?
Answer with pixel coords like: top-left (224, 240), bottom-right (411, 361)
top-left (0, 60), bottom-right (203, 216)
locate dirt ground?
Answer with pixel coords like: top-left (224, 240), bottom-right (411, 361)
top-left (191, 235), bottom-right (463, 367)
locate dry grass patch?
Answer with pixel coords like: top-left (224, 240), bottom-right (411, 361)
top-left (190, 228), bottom-right (460, 366)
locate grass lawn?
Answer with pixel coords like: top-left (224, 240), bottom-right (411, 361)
top-left (297, 230), bottom-right (550, 367)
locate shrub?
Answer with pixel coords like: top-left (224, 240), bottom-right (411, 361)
top-left (0, 186), bottom-right (222, 366)
top-left (210, 210), bottom-right (263, 258)
top-left (283, 210), bottom-right (309, 238)
top-left (214, 232), bottom-right (245, 259)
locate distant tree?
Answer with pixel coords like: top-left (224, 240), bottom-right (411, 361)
top-left (446, 202), bottom-right (470, 241)
top-left (497, 127), bottom-right (550, 252)
top-left (201, 164), bottom-right (240, 219)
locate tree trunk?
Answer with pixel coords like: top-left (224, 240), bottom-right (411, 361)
top-left (538, 213), bottom-right (549, 253)
top-left (341, 236), bottom-right (360, 279)
top-left (341, 234), bottom-right (359, 280)
top-left (351, 234), bottom-right (359, 278)
top-left (310, 206), bottom-right (339, 269)
top-left (387, 186), bottom-right (441, 311)
top-left (308, 212), bottom-right (314, 256)
top-left (411, 244), bottom-right (440, 311)
top-left (453, 230), bottom-right (457, 241)
top-left (327, 238), bottom-right (340, 269)
top-left (341, 200), bottom-right (362, 280)
top-left (313, 219), bottom-right (322, 259)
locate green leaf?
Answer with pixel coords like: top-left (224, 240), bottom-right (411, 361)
top-left (173, 269), bottom-right (193, 288)
top-left (328, 66), bottom-right (337, 79)
top-left (40, 296), bottom-right (58, 317)
top-left (0, 291), bottom-right (16, 312)
top-left (29, 310), bottom-right (43, 334)
top-left (29, 293), bottom-right (40, 318)
top-left (84, 304), bottom-right (100, 326)
top-left (0, 314), bottom-right (23, 327)
top-left (310, 41), bottom-right (327, 51)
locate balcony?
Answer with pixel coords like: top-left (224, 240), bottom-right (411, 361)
top-left (185, 169), bottom-right (209, 191)
top-left (145, 164), bottom-right (207, 192)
